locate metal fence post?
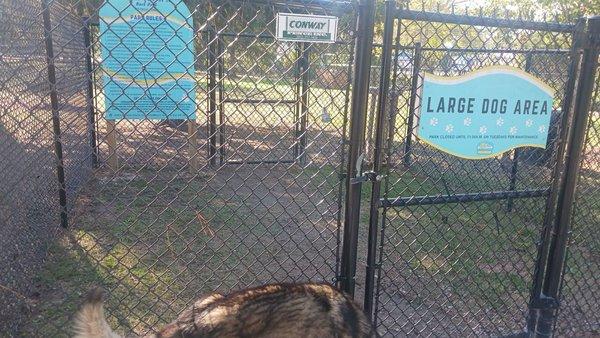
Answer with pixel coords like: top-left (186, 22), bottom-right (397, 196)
top-left (299, 43), bottom-right (310, 165)
top-left (363, 0), bottom-right (395, 317)
top-left (533, 16), bottom-right (600, 337)
top-left (207, 27), bottom-right (218, 166)
top-left (339, 0), bottom-right (376, 296)
top-left (525, 19), bottom-right (584, 335)
top-left (294, 45), bottom-right (300, 161)
top-left (507, 52), bottom-right (533, 211)
top-left (294, 42), bottom-right (310, 165)
top-left (82, 17), bottom-right (98, 168)
top-left (403, 42), bottom-right (422, 166)
top-left (41, 0), bottom-right (68, 228)
top-left (217, 35), bottom-right (225, 165)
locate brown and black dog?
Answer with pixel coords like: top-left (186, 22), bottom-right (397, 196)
top-left (73, 282), bottom-right (377, 338)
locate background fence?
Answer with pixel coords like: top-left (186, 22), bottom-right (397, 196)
top-left (0, 0), bottom-right (92, 333)
top-left (0, 0), bottom-right (598, 337)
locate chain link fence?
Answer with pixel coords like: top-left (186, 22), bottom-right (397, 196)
top-left (0, 0), bottom-right (598, 337)
top-left (0, 0), bottom-right (91, 333)
top-left (3, 0), bottom-right (359, 336)
top-left (366, 3), bottom-right (599, 337)
top-left (555, 58), bottom-right (600, 335)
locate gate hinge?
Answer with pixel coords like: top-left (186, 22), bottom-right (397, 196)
top-left (530, 294), bottom-right (560, 309)
top-left (350, 171), bottom-right (386, 184)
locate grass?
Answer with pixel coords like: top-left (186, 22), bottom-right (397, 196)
top-left (25, 156), bottom-right (599, 335)
top-left (23, 79), bottom-right (599, 335)
top-left (26, 165), bottom-right (342, 336)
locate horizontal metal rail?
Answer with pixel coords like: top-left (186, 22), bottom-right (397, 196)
top-left (396, 9), bottom-right (575, 33)
top-left (394, 46), bottom-right (572, 54)
top-left (237, 0), bottom-right (355, 11)
top-left (222, 98), bottom-right (297, 104)
top-left (381, 188), bottom-right (550, 208)
top-left (212, 32), bottom-right (274, 40)
top-left (205, 31), bottom-right (354, 45)
top-left (226, 159), bottom-right (296, 165)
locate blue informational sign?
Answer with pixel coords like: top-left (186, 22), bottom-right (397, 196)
top-left (416, 66), bottom-right (555, 159)
top-left (99, 0), bottom-right (195, 120)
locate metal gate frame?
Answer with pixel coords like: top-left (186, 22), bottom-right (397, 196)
top-left (205, 30), bottom-right (311, 166)
top-left (337, 1), bottom-right (600, 336)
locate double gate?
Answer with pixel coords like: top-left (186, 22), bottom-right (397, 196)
top-left (339, 2), bottom-right (600, 336)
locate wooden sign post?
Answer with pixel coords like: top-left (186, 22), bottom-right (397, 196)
top-left (106, 120), bottom-right (118, 171)
top-left (99, 0), bottom-right (197, 172)
top-left (187, 119), bottom-right (199, 173)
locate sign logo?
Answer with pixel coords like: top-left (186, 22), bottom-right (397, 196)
top-left (99, 0), bottom-right (196, 120)
top-left (276, 13), bottom-right (338, 43)
top-left (477, 142), bottom-right (494, 155)
top-left (416, 66), bottom-right (555, 159)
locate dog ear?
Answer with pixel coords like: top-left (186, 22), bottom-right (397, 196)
top-left (84, 286), bottom-right (105, 305)
top-left (73, 286), bottom-right (123, 338)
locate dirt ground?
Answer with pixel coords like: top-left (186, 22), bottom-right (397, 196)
top-left (18, 117), bottom-right (600, 337)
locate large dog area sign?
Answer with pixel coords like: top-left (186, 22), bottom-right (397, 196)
top-left (276, 13), bottom-right (338, 43)
top-left (416, 66), bottom-right (555, 159)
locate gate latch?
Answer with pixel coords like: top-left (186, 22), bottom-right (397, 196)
top-left (351, 171), bottom-right (386, 184)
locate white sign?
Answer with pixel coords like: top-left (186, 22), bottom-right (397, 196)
top-left (276, 13), bottom-right (338, 43)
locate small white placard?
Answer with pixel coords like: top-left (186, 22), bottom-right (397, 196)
top-left (276, 13), bottom-right (338, 43)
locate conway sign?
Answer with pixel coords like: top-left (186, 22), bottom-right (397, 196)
top-left (276, 13), bottom-right (338, 43)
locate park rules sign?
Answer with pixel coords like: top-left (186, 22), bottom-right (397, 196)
top-left (276, 13), bottom-right (338, 43)
top-left (416, 66), bottom-right (555, 159)
top-left (99, 0), bottom-right (196, 120)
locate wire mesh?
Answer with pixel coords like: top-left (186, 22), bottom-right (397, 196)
top-left (0, 0), bottom-right (598, 337)
top-left (49, 0), bottom-right (94, 202)
top-left (369, 5), bottom-right (580, 337)
top-left (9, 0), bottom-right (359, 336)
top-left (0, 0), bottom-right (63, 333)
top-left (554, 56), bottom-right (600, 336)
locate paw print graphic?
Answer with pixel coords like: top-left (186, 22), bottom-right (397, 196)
top-left (539, 125), bottom-right (547, 133)
top-left (463, 117), bottom-right (472, 126)
top-left (480, 125), bottom-right (488, 134)
top-left (429, 118), bottom-right (438, 126)
top-left (496, 117), bottom-right (504, 126)
top-left (525, 119), bottom-right (533, 128)
top-left (509, 126), bottom-right (518, 135)
top-left (445, 124), bottom-right (454, 133)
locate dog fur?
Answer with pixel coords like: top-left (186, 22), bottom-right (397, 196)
top-left (73, 282), bottom-right (377, 338)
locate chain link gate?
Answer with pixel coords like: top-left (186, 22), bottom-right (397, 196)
top-left (555, 33), bottom-right (600, 335)
top-left (353, 1), bottom-right (600, 337)
top-left (208, 33), bottom-right (313, 165)
top-left (1, 0), bottom-right (599, 336)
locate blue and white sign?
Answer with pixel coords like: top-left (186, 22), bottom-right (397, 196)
top-left (416, 66), bottom-right (555, 159)
top-left (99, 0), bottom-right (195, 120)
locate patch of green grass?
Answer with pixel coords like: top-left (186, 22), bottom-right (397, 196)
top-left (27, 172), bottom-right (304, 335)
top-left (302, 159), bottom-right (543, 309)
top-left (27, 152), bottom-right (598, 335)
